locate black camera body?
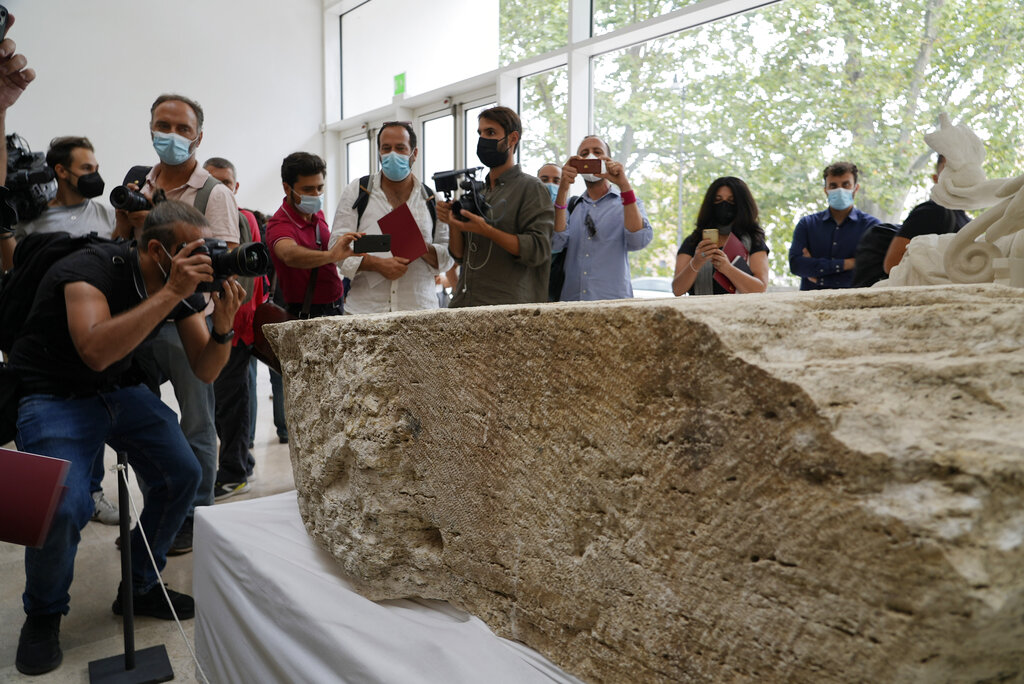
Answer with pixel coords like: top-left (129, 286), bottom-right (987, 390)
top-left (432, 167), bottom-right (490, 220)
top-left (190, 239), bottom-right (271, 293)
top-left (3, 134), bottom-right (56, 228)
top-left (109, 185), bottom-right (152, 212)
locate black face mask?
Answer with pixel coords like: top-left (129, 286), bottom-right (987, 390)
top-left (476, 136), bottom-right (509, 168)
top-left (712, 201), bottom-right (737, 229)
top-left (73, 171), bottom-right (105, 199)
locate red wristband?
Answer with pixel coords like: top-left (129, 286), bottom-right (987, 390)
top-left (621, 190), bottom-right (636, 205)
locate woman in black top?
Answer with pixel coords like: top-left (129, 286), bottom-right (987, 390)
top-left (672, 176), bottom-right (770, 296)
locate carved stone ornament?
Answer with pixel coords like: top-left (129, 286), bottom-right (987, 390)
top-left (885, 113), bottom-right (1024, 288)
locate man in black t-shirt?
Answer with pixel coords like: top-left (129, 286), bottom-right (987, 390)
top-left (10, 201), bottom-right (244, 676)
top-left (883, 154), bottom-right (971, 275)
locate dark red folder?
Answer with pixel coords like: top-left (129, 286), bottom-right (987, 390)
top-left (0, 447), bottom-right (70, 547)
top-left (713, 233), bottom-right (751, 294)
top-left (377, 203), bottom-right (428, 262)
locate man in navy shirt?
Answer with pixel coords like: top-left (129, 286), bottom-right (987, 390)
top-left (789, 161), bottom-right (880, 289)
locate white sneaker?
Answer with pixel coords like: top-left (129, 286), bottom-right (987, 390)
top-left (91, 491), bottom-right (120, 526)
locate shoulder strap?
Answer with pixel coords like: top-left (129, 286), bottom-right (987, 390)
top-left (351, 175), bottom-right (372, 230)
top-left (192, 175), bottom-right (221, 215)
top-left (422, 182), bottom-right (437, 241)
top-left (567, 195), bottom-right (583, 214)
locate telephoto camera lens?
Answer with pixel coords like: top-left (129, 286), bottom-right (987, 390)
top-left (109, 186), bottom-right (152, 212)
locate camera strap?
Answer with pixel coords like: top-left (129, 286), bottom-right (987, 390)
top-left (299, 219), bottom-right (322, 319)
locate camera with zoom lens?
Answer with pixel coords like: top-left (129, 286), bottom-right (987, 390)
top-left (432, 167), bottom-right (490, 220)
top-left (3, 134), bottom-right (56, 228)
top-left (190, 239), bottom-right (272, 293)
top-left (109, 185), bottom-right (153, 212)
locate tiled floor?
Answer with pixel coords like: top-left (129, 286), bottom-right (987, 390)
top-left (1, 364), bottom-right (295, 683)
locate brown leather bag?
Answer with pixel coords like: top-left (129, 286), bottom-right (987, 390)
top-left (251, 301), bottom-right (292, 374)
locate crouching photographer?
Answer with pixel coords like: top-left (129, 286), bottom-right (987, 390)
top-left (9, 200), bottom-right (244, 676)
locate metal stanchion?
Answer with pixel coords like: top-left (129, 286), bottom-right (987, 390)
top-left (87, 451), bottom-right (173, 683)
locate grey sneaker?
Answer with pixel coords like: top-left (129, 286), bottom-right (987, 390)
top-left (91, 491), bottom-right (120, 526)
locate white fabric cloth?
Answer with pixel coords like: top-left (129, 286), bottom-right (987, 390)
top-left (194, 491), bottom-right (583, 684)
top-left (329, 172), bottom-right (453, 314)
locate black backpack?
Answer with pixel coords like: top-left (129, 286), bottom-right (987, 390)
top-left (0, 231), bottom-right (121, 444)
top-left (548, 195), bottom-right (583, 302)
top-left (0, 231), bottom-right (120, 354)
top-left (852, 222), bottom-right (900, 288)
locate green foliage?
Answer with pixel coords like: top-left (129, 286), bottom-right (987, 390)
top-left (508, 0), bottom-right (1024, 284)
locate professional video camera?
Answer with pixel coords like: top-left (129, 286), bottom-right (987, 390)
top-left (3, 134), bottom-right (56, 230)
top-left (432, 166), bottom-right (490, 220)
top-left (109, 185), bottom-right (152, 212)
top-left (190, 238), bottom-right (272, 293)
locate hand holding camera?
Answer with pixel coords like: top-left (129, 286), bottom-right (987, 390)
top-left (165, 238), bottom-right (215, 299)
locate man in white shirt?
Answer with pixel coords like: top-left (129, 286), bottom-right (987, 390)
top-left (329, 121), bottom-right (452, 313)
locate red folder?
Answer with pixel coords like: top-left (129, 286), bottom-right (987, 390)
top-left (0, 447), bottom-right (70, 547)
top-left (713, 233), bottom-right (750, 294)
top-left (378, 203), bottom-right (428, 262)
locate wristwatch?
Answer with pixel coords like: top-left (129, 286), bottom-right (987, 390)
top-left (211, 328), bottom-right (235, 344)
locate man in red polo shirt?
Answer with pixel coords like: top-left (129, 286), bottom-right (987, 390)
top-left (266, 152), bottom-right (359, 318)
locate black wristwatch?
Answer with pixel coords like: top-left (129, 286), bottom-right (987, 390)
top-left (211, 328), bottom-right (235, 344)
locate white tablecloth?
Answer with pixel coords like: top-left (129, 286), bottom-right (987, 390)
top-left (194, 491), bottom-right (583, 684)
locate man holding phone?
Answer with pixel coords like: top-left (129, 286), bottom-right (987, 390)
top-left (551, 135), bottom-right (652, 301)
top-left (329, 121), bottom-right (453, 313)
top-left (266, 152), bottom-right (360, 319)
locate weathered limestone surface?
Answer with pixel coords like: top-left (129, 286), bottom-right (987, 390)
top-left (266, 285), bottom-right (1024, 683)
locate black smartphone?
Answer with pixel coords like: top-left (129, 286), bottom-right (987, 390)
top-left (353, 234), bottom-right (391, 253)
top-left (0, 6), bottom-right (8, 40)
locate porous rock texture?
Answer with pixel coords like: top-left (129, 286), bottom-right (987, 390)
top-left (265, 284), bottom-right (1024, 683)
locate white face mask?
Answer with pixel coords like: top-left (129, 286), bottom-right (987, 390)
top-left (581, 153), bottom-right (603, 183)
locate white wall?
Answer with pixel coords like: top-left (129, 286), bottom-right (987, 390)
top-left (5, 0), bottom-right (324, 218)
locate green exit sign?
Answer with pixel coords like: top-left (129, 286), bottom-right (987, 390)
top-left (394, 72), bottom-right (406, 95)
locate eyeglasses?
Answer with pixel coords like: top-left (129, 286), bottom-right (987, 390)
top-left (585, 213), bottom-right (596, 238)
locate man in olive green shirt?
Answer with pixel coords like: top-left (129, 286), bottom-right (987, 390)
top-left (439, 106), bottom-right (553, 307)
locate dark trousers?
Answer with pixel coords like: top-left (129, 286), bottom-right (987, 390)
top-left (214, 344), bottom-right (255, 484)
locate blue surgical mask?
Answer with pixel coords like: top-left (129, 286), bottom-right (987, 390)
top-left (827, 188), bottom-right (855, 211)
top-left (545, 182), bottom-right (559, 203)
top-left (380, 151), bottom-right (412, 182)
top-left (152, 131), bottom-right (196, 166)
top-left (291, 189), bottom-right (322, 215)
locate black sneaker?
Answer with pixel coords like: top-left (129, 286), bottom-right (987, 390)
top-left (112, 582), bottom-right (195, 620)
top-left (16, 613), bottom-right (62, 675)
top-left (167, 527), bottom-right (193, 556)
top-left (213, 481), bottom-right (251, 501)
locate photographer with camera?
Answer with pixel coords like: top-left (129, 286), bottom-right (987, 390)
top-left (10, 200), bottom-right (244, 676)
top-left (438, 106), bottom-right (553, 307)
top-left (330, 121), bottom-right (453, 313)
top-left (552, 136), bottom-right (652, 301)
top-left (0, 12), bottom-right (36, 271)
top-left (112, 94), bottom-right (242, 555)
top-left (267, 152), bottom-right (361, 318)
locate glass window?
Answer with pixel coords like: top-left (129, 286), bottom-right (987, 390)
top-left (591, 0), bottom-right (1024, 284)
top-left (465, 102), bottom-right (497, 169)
top-left (518, 66), bottom-right (569, 181)
top-left (341, 0), bottom-right (500, 118)
top-left (500, 0), bottom-right (569, 65)
top-left (422, 114), bottom-right (455, 192)
top-left (346, 138), bottom-right (370, 185)
top-left (593, 0), bottom-right (700, 36)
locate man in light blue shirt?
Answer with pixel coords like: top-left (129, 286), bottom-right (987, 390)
top-left (551, 136), bottom-right (652, 301)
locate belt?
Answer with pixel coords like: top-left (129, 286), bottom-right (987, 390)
top-left (285, 300), bottom-right (343, 319)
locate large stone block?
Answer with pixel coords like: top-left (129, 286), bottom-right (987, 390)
top-left (266, 285), bottom-right (1024, 683)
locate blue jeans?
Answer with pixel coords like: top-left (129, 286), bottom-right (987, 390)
top-left (133, 322), bottom-right (217, 516)
top-left (17, 386), bottom-right (201, 616)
